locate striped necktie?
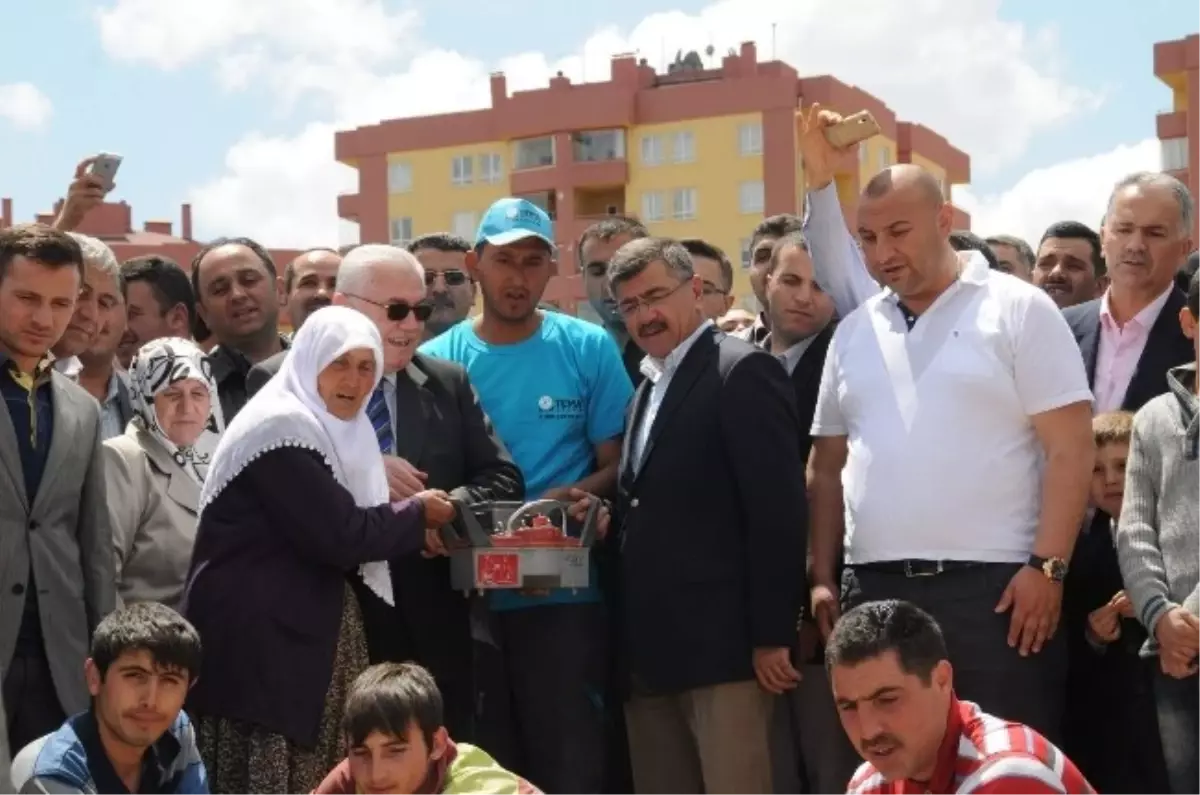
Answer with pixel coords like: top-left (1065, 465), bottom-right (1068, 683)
top-left (367, 384), bottom-right (394, 455)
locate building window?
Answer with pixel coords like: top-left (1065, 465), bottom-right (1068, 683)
top-left (641, 135), bottom-right (663, 166)
top-left (390, 217), bottom-right (413, 245)
top-left (739, 123), bottom-right (763, 156)
top-left (641, 192), bottom-right (665, 222)
top-left (672, 188), bottom-right (697, 220)
top-left (451, 212), bottom-right (477, 240)
top-left (672, 131), bottom-right (695, 163)
top-left (387, 162), bottom-right (412, 193)
top-left (451, 155), bottom-right (473, 186)
top-left (478, 153), bottom-right (503, 184)
top-left (739, 238), bottom-right (752, 270)
top-left (1162, 137), bottom-right (1189, 171)
top-left (877, 147), bottom-right (890, 172)
top-left (513, 137), bottom-right (555, 170)
top-left (859, 143), bottom-right (869, 169)
top-left (573, 129), bottom-right (625, 162)
top-left (739, 181), bottom-right (765, 214)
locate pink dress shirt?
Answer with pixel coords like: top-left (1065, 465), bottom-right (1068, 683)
top-left (1093, 285), bottom-right (1175, 412)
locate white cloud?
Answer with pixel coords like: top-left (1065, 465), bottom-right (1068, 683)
top-left (0, 82), bottom-right (52, 131)
top-left (92, 0), bottom-right (1105, 247)
top-left (956, 138), bottom-right (1161, 245)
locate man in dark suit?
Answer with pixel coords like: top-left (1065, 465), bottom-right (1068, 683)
top-left (754, 232), bottom-right (861, 794)
top-left (1059, 171), bottom-right (1195, 788)
top-left (605, 237), bottom-right (808, 793)
top-left (246, 244), bottom-right (523, 741)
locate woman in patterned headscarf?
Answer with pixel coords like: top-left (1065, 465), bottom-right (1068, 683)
top-left (102, 336), bottom-right (221, 610)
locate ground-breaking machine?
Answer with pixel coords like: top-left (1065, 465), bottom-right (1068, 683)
top-left (442, 498), bottom-right (602, 595)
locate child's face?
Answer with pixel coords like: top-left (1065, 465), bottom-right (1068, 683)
top-left (1092, 441), bottom-right (1129, 518)
top-left (349, 724), bottom-right (448, 795)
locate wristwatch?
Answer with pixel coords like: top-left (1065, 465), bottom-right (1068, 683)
top-left (1027, 555), bottom-right (1068, 583)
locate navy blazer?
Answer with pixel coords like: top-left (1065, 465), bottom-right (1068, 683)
top-left (182, 446), bottom-right (428, 748)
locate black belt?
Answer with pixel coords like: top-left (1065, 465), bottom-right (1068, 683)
top-left (854, 560), bottom-right (990, 578)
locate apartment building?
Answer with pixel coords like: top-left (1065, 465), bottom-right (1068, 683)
top-left (1155, 34), bottom-right (1199, 240)
top-left (335, 41), bottom-right (970, 314)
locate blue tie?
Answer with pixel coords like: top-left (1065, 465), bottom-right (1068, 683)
top-left (367, 384), bottom-right (394, 455)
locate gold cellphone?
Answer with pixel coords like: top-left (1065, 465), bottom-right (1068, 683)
top-left (823, 111), bottom-right (881, 149)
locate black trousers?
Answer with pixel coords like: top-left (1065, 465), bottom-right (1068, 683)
top-left (842, 562), bottom-right (1067, 742)
top-left (474, 603), bottom-right (607, 794)
top-left (3, 650), bottom-right (65, 753)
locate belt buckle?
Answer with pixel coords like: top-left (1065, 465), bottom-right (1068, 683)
top-left (904, 560), bottom-right (943, 578)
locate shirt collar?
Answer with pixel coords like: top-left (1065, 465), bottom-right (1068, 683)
top-left (104, 372), bottom-right (122, 405)
top-left (1099, 282), bottom-right (1175, 331)
top-left (77, 709), bottom-right (182, 794)
top-left (778, 335), bottom-right (818, 374)
top-left (54, 355), bottom-right (83, 379)
top-left (639, 320), bottom-right (713, 384)
top-left (897, 696), bottom-right (969, 795)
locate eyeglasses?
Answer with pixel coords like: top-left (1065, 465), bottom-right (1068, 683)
top-left (425, 269), bottom-right (470, 287)
top-left (701, 281), bottom-right (729, 297)
top-left (616, 279), bottom-right (691, 317)
top-left (344, 294), bottom-right (434, 322)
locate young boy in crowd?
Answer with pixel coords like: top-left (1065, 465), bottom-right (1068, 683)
top-left (1060, 411), bottom-right (1168, 793)
top-left (12, 602), bottom-right (206, 794)
top-left (1117, 270), bottom-right (1200, 794)
top-left (313, 664), bottom-right (539, 795)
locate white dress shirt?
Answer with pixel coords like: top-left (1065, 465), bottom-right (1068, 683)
top-left (630, 320), bottom-right (713, 473)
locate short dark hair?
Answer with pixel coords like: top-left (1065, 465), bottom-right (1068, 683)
top-left (1189, 268), bottom-right (1199, 318)
top-left (825, 600), bottom-right (948, 685)
top-left (191, 312), bottom-right (212, 343)
top-left (607, 237), bottom-right (694, 292)
top-left (578, 216), bottom-right (649, 267)
top-left (343, 663), bottom-right (443, 751)
top-left (680, 238), bottom-right (733, 292)
top-left (1039, 221), bottom-right (1105, 277)
top-left (766, 231), bottom-right (811, 277)
top-left (750, 214), bottom-right (803, 252)
top-left (1178, 250), bottom-right (1199, 296)
top-left (407, 233), bottom-right (471, 257)
top-left (0, 223), bottom-right (84, 283)
top-left (121, 255), bottom-right (196, 326)
top-left (90, 602), bottom-right (202, 682)
top-left (949, 230), bottom-right (1001, 270)
top-left (190, 236), bottom-right (277, 301)
top-left (1093, 411), bottom-right (1134, 448)
top-left (983, 234), bottom-right (1035, 269)
top-left (283, 247), bottom-right (340, 293)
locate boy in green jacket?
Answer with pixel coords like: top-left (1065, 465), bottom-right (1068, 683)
top-left (313, 664), bottom-right (539, 795)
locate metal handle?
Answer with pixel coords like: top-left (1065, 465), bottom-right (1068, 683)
top-left (504, 499), bottom-right (567, 533)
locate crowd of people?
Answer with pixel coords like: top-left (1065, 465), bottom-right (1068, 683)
top-left (0, 102), bottom-right (1196, 794)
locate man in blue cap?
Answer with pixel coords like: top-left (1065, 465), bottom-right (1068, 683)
top-left (419, 198), bottom-right (632, 794)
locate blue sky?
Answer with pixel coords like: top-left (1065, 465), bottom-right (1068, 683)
top-left (0, 0), bottom-right (1195, 245)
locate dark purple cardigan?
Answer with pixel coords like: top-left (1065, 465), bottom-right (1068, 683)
top-left (182, 446), bottom-right (426, 747)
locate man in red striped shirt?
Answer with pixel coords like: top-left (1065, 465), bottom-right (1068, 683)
top-left (829, 601), bottom-right (1095, 794)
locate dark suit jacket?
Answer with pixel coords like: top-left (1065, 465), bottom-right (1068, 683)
top-left (614, 326), bottom-right (808, 695)
top-left (246, 350), bottom-right (523, 738)
top-left (183, 447), bottom-right (429, 747)
top-left (785, 325), bottom-right (836, 467)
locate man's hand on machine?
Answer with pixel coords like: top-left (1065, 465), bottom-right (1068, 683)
top-left (564, 488), bottom-right (611, 541)
top-left (413, 489), bottom-right (454, 558)
top-left (385, 455), bottom-right (429, 500)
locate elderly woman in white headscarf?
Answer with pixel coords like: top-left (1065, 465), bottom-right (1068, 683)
top-left (103, 337), bottom-right (220, 610)
top-left (182, 306), bottom-right (456, 795)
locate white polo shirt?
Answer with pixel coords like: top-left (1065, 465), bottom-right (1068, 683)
top-left (811, 254), bottom-right (1093, 565)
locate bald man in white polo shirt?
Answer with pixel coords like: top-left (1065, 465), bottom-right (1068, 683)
top-left (803, 163), bottom-right (1095, 743)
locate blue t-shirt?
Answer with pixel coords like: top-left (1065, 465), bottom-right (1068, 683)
top-left (420, 312), bottom-right (633, 609)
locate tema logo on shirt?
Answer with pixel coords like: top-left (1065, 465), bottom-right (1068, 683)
top-left (537, 394), bottom-right (584, 420)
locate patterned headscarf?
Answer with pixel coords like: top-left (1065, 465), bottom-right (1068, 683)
top-left (128, 337), bottom-right (222, 486)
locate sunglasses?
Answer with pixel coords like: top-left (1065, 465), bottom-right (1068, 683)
top-left (425, 269), bottom-right (470, 287)
top-left (345, 294), bottom-right (435, 322)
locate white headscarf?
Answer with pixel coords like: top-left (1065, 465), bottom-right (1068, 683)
top-left (199, 305), bottom-right (394, 606)
top-left (127, 337), bottom-right (221, 486)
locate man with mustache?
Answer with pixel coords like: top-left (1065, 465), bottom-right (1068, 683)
top-left (117, 256), bottom-right (195, 370)
top-left (833, 600), bottom-right (1094, 795)
top-left (1032, 222), bottom-right (1106, 309)
top-left (282, 248), bottom-right (342, 333)
top-left (407, 234), bottom-right (475, 341)
top-left (420, 199), bottom-right (631, 794)
top-left (246, 244), bottom-right (523, 744)
top-left (190, 236), bottom-right (288, 423)
top-left (10, 603), bottom-right (207, 794)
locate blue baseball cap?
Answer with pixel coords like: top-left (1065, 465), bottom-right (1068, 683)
top-left (476, 198), bottom-right (555, 250)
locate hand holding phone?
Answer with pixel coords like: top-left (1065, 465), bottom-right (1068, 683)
top-left (87, 153), bottom-right (123, 191)
top-left (823, 111), bottom-right (881, 149)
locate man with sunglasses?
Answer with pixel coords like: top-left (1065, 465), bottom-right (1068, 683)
top-left (245, 244), bottom-right (523, 744)
top-left (408, 234), bottom-right (477, 341)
